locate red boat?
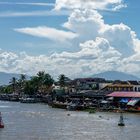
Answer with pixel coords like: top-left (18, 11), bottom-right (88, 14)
top-left (0, 112), bottom-right (4, 128)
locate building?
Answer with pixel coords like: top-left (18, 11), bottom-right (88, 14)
top-left (128, 81), bottom-right (140, 92)
top-left (104, 81), bottom-right (140, 92)
top-left (107, 91), bottom-right (140, 110)
top-left (69, 78), bottom-right (106, 92)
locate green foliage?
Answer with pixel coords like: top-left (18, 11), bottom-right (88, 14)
top-left (58, 74), bottom-right (66, 87)
top-left (0, 71), bottom-right (54, 96)
top-left (24, 81), bottom-right (36, 95)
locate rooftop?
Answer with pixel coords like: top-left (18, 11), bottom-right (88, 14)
top-left (107, 92), bottom-right (140, 98)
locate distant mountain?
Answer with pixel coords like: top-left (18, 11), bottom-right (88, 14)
top-left (92, 71), bottom-right (140, 81)
top-left (0, 72), bottom-right (30, 85)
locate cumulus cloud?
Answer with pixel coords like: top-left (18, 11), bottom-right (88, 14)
top-left (100, 23), bottom-right (136, 57)
top-left (63, 9), bottom-right (138, 57)
top-left (0, 37), bottom-right (122, 78)
top-left (55, 0), bottom-right (127, 11)
top-left (14, 26), bottom-right (78, 42)
top-left (9, 1), bottom-right (140, 78)
top-left (63, 9), bottom-right (104, 41)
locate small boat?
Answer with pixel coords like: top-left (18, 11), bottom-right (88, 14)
top-left (118, 112), bottom-right (125, 126)
top-left (20, 98), bottom-right (37, 103)
top-left (0, 112), bottom-right (4, 128)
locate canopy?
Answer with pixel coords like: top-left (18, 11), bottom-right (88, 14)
top-left (107, 92), bottom-right (140, 98)
top-left (127, 98), bottom-right (140, 106)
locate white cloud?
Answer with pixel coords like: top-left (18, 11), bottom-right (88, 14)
top-left (0, 2), bottom-right (54, 7)
top-left (55, 0), bottom-right (127, 11)
top-left (0, 10), bottom-right (70, 17)
top-left (14, 26), bottom-right (78, 42)
top-left (11, 8), bottom-right (140, 78)
top-left (0, 37), bottom-right (122, 78)
top-left (63, 9), bottom-right (104, 40)
top-left (63, 9), bottom-right (138, 57)
top-left (3, 0), bottom-right (139, 78)
top-left (100, 23), bottom-right (136, 57)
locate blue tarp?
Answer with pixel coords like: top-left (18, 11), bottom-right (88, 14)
top-left (119, 98), bottom-right (129, 103)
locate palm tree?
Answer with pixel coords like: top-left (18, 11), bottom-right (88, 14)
top-left (24, 81), bottom-right (35, 96)
top-left (37, 71), bottom-right (54, 94)
top-left (18, 74), bottom-right (26, 95)
top-left (58, 74), bottom-right (66, 88)
top-left (30, 76), bottom-right (40, 94)
top-left (43, 73), bottom-right (54, 94)
top-left (37, 71), bottom-right (45, 81)
top-left (9, 77), bottom-right (17, 93)
top-left (20, 74), bottom-right (26, 82)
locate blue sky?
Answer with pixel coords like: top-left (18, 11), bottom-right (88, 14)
top-left (0, 0), bottom-right (140, 78)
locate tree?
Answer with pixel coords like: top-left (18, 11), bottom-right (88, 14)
top-left (43, 73), bottom-right (54, 94)
top-left (30, 76), bottom-right (40, 94)
top-left (43, 73), bottom-right (54, 87)
top-left (9, 77), bottom-right (17, 93)
top-left (24, 81), bottom-right (35, 96)
top-left (18, 74), bottom-right (26, 95)
top-left (37, 71), bottom-right (54, 94)
top-left (58, 74), bottom-right (66, 88)
top-left (20, 74), bottom-right (26, 83)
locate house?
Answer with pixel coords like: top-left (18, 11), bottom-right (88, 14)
top-left (104, 81), bottom-right (133, 92)
top-left (128, 81), bottom-right (140, 92)
top-left (69, 78), bottom-right (106, 92)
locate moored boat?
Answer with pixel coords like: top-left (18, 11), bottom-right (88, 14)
top-left (0, 112), bottom-right (4, 128)
top-left (20, 98), bottom-right (37, 103)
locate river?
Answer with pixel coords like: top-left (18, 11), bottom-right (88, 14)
top-left (0, 101), bottom-right (140, 140)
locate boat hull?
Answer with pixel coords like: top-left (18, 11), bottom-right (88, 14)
top-left (0, 124), bottom-right (4, 128)
top-left (118, 123), bottom-right (125, 126)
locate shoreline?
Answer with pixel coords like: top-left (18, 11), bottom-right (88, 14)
top-left (1, 99), bottom-right (140, 114)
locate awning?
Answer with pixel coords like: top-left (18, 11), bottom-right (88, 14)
top-left (127, 98), bottom-right (140, 106)
top-left (107, 92), bottom-right (140, 98)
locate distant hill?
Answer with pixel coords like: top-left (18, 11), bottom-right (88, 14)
top-left (0, 72), bottom-right (30, 85)
top-left (92, 71), bottom-right (140, 81)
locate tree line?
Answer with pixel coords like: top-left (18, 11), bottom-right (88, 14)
top-left (0, 71), bottom-right (67, 96)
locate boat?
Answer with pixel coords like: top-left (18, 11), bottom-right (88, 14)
top-left (51, 102), bottom-right (67, 109)
top-left (20, 98), bottom-right (37, 103)
top-left (0, 112), bottom-right (4, 128)
top-left (118, 112), bottom-right (125, 126)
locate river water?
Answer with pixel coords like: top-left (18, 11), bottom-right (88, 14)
top-left (0, 101), bottom-right (140, 140)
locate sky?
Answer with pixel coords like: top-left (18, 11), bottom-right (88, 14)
top-left (0, 0), bottom-right (140, 78)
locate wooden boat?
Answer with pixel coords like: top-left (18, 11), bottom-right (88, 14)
top-left (118, 112), bottom-right (125, 126)
top-left (0, 112), bottom-right (4, 128)
top-left (51, 102), bottom-right (67, 109)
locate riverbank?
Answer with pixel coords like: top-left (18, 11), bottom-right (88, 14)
top-left (0, 93), bottom-right (140, 113)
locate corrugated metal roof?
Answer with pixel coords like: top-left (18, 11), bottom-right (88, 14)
top-left (107, 92), bottom-right (140, 98)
